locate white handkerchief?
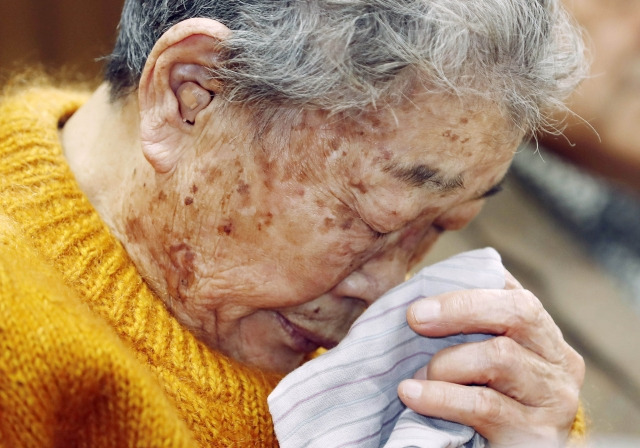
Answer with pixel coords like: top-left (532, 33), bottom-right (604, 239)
top-left (268, 248), bottom-right (506, 448)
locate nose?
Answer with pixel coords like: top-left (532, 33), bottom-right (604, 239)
top-left (330, 251), bottom-right (408, 307)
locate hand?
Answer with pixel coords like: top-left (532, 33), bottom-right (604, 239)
top-left (397, 270), bottom-right (585, 447)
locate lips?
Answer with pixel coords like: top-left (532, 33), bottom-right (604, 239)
top-left (275, 312), bottom-right (340, 353)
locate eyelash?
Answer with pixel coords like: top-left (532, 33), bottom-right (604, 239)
top-left (482, 183), bottom-right (504, 198)
top-left (370, 229), bottom-right (387, 239)
top-left (356, 215), bottom-right (387, 239)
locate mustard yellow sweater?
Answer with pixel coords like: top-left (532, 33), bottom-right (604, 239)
top-left (0, 87), bottom-right (283, 447)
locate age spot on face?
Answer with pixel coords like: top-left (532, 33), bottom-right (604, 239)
top-left (349, 177), bottom-right (368, 194)
top-left (168, 243), bottom-right (196, 302)
top-left (237, 181), bottom-right (250, 195)
top-left (373, 148), bottom-right (393, 164)
top-left (442, 129), bottom-right (459, 141)
top-left (204, 167), bottom-right (223, 184)
top-left (184, 196), bottom-right (194, 206)
top-left (257, 211), bottom-right (274, 230)
top-left (332, 204), bottom-right (355, 231)
top-left (125, 217), bottom-right (144, 243)
top-left (321, 216), bottom-right (335, 234)
top-left (340, 217), bottom-right (354, 231)
top-left (217, 220), bottom-right (234, 236)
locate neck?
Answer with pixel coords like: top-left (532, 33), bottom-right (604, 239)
top-left (59, 83), bottom-right (189, 304)
top-left (61, 83), bottom-right (147, 232)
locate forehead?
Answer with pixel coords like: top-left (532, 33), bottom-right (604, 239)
top-left (271, 93), bottom-right (520, 194)
top-left (329, 93), bottom-right (519, 182)
top-left (265, 93), bottom-right (521, 231)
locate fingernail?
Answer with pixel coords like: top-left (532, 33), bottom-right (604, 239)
top-left (411, 299), bottom-right (440, 323)
top-left (400, 380), bottom-right (423, 399)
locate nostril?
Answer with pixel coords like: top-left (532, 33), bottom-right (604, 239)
top-left (343, 296), bottom-right (371, 311)
top-left (331, 270), bottom-right (377, 306)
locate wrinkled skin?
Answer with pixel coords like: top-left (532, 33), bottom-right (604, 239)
top-left (119, 94), bottom-right (516, 373)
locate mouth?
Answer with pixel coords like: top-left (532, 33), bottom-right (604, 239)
top-left (275, 312), bottom-right (340, 353)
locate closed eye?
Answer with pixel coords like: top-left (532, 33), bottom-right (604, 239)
top-left (370, 228), bottom-right (387, 239)
top-left (358, 216), bottom-right (390, 239)
top-left (480, 181), bottom-right (504, 199)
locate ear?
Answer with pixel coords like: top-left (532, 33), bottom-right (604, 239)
top-left (138, 18), bottom-right (231, 174)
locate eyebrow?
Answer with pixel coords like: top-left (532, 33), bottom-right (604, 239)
top-left (384, 162), bottom-right (465, 192)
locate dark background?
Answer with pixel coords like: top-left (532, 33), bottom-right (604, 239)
top-left (0, 0), bottom-right (123, 81)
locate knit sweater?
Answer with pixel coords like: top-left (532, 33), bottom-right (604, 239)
top-left (0, 87), bottom-right (282, 447)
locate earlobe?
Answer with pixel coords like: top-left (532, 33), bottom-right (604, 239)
top-left (137, 18), bottom-right (230, 174)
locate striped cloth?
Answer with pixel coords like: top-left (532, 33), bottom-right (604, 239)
top-left (268, 248), bottom-right (506, 448)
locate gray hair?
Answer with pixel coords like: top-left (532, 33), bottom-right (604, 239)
top-left (105, 0), bottom-right (586, 133)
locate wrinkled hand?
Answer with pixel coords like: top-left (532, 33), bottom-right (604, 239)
top-left (398, 270), bottom-right (584, 447)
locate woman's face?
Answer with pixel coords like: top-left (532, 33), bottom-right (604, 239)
top-left (123, 93), bottom-right (520, 372)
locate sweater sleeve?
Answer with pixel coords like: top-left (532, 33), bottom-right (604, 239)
top-left (0, 217), bottom-right (196, 448)
top-left (568, 404), bottom-right (587, 445)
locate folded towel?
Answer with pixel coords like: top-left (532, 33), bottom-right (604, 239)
top-left (268, 248), bottom-right (506, 448)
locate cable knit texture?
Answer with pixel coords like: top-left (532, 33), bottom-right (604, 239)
top-left (0, 86), bottom-right (282, 447)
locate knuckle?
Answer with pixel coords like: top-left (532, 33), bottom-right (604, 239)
top-left (567, 347), bottom-right (586, 384)
top-left (563, 353), bottom-right (585, 407)
top-left (507, 289), bottom-right (545, 329)
top-left (485, 336), bottom-right (517, 378)
top-left (473, 387), bottom-right (504, 423)
top-left (554, 374), bottom-right (581, 406)
top-left (554, 341), bottom-right (586, 387)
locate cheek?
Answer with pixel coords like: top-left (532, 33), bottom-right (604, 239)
top-left (286, 209), bottom-right (381, 282)
top-left (215, 194), bottom-right (379, 294)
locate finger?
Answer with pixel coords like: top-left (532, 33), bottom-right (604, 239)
top-left (413, 365), bottom-right (428, 380)
top-left (504, 268), bottom-right (523, 290)
top-left (407, 289), bottom-right (567, 363)
top-left (397, 380), bottom-right (571, 447)
top-left (398, 380), bottom-right (531, 444)
top-left (426, 336), bottom-right (576, 406)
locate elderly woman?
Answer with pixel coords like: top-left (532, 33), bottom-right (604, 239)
top-left (0, 0), bottom-right (586, 447)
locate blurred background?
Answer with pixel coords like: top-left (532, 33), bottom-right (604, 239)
top-left (1, 0), bottom-right (639, 445)
top-left (0, 0), bottom-right (123, 82)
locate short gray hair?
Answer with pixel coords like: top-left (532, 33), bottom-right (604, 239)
top-left (105, 0), bottom-right (586, 133)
